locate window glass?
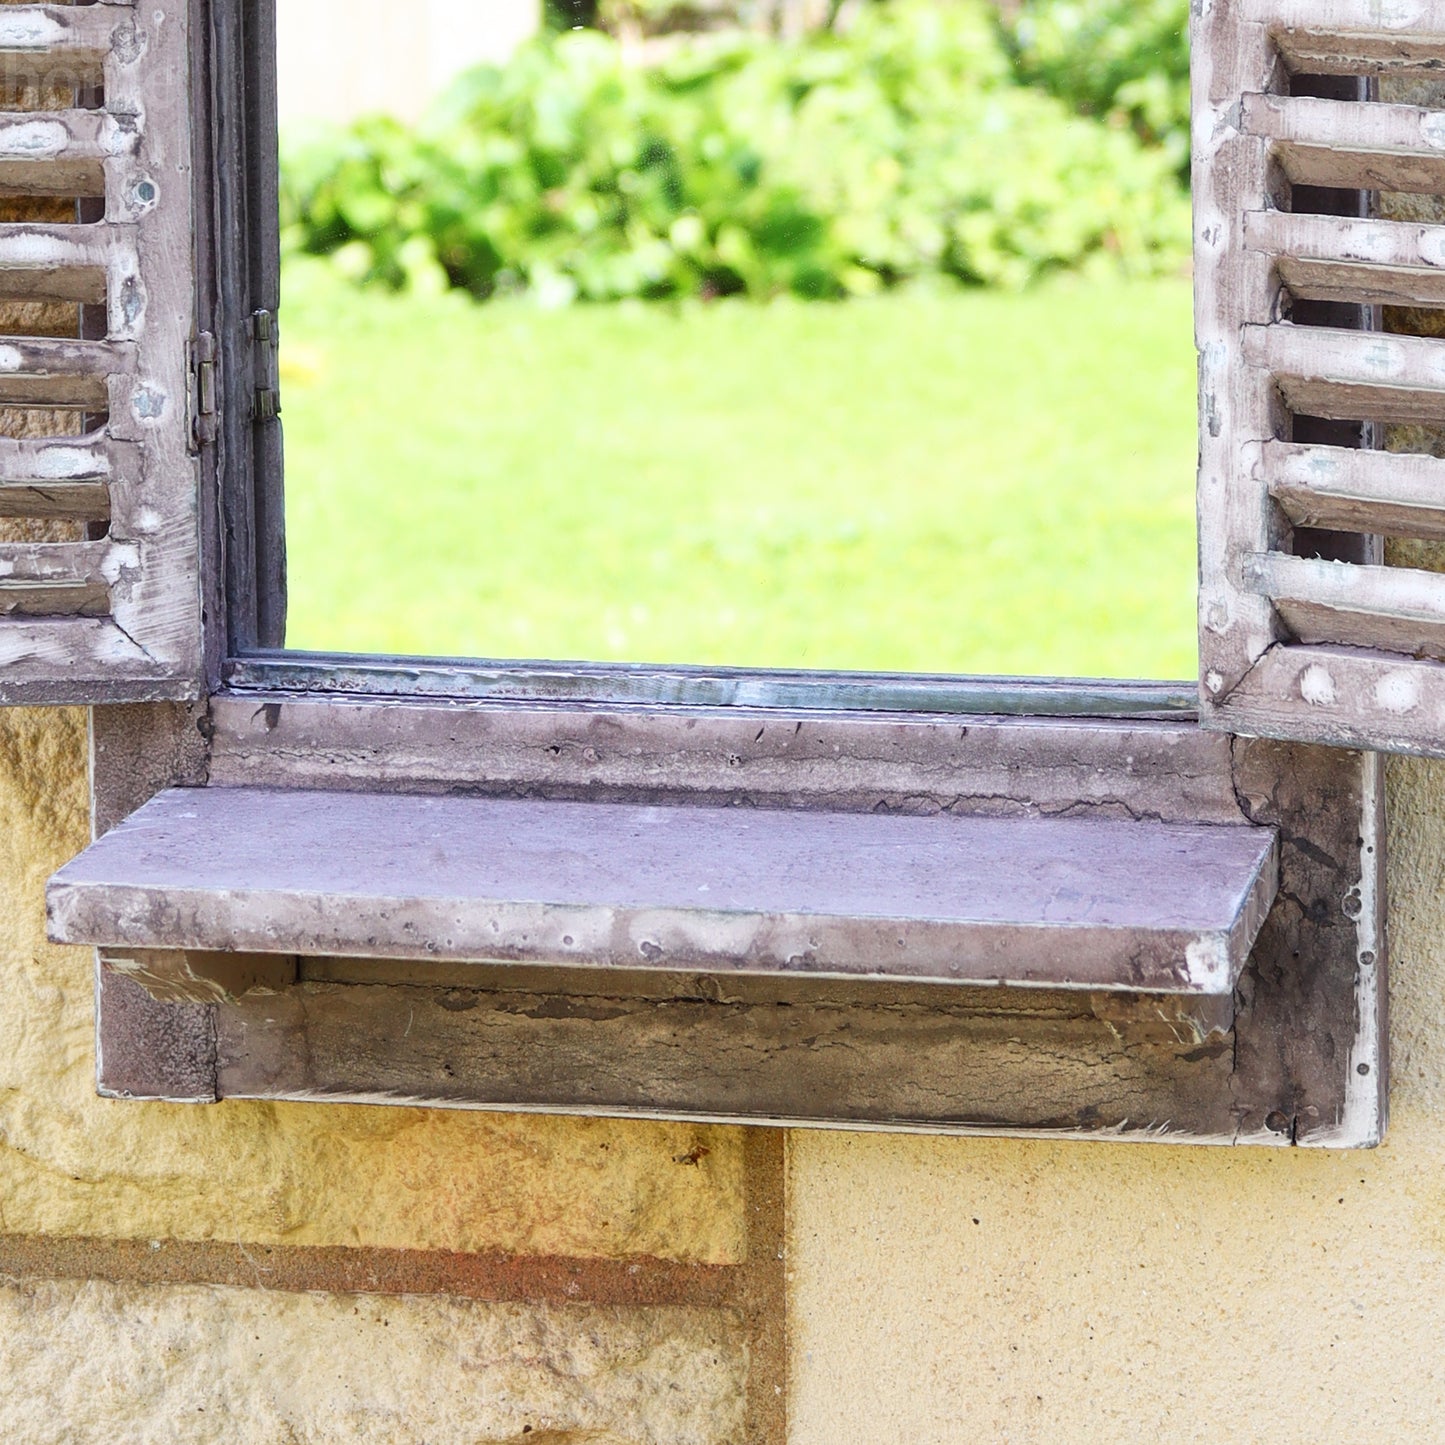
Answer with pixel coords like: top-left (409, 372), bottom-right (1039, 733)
top-left (275, 0), bottom-right (1195, 680)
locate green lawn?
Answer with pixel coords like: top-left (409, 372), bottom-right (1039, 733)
top-left (279, 261), bottom-right (1198, 680)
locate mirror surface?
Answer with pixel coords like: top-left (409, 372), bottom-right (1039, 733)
top-left (275, 0), bottom-right (1196, 681)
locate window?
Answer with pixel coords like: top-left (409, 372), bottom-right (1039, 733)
top-left (270, 0), bottom-right (1201, 682)
top-left (0, 0), bottom-right (1417, 1146)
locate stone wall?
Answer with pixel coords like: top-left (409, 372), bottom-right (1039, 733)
top-left (0, 703), bottom-right (782, 1440)
top-left (15, 709), bottom-right (1445, 1444)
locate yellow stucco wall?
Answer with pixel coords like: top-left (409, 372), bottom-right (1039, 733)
top-left (5, 684), bottom-right (1445, 1442)
top-left (0, 1278), bottom-right (747, 1443)
top-left (0, 706), bottom-right (747, 1264)
top-left (787, 754), bottom-right (1445, 1441)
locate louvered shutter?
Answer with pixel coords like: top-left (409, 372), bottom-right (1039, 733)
top-left (1197, 0), bottom-right (1445, 755)
top-left (0, 2), bottom-right (202, 703)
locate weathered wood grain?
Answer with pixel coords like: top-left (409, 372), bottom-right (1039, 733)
top-left (0, 223), bottom-right (143, 337)
top-left (1240, 0), bottom-right (1445, 76)
top-left (0, 478), bottom-right (105, 517)
top-left (0, 6), bottom-right (119, 87)
top-left (0, 335), bottom-right (126, 409)
top-left (0, 432), bottom-right (110, 480)
top-left (205, 694), bottom-right (1239, 822)
top-left (1199, 4), bottom-right (1445, 757)
top-left (1245, 322), bottom-right (1445, 424)
top-left (0, 615), bottom-right (174, 697)
top-left (1217, 643), bottom-right (1445, 758)
top-left (1246, 552), bottom-right (1445, 659)
top-left (214, 977), bottom-right (1243, 1137)
top-left (203, 0), bottom-right (285, 655)
top-left (1246, 211), bottom-right (1445, 307)
top-left (0, 110), bottom-right (130, 195)
top-left (0, 0), bottom-right (206, 702)
top-left (1245, 93), bottom-right (1445, 193)
top-left (1263, 440), bottom-right (1445, 539)
top-left (1195, 0), bottom-right (1290, 710)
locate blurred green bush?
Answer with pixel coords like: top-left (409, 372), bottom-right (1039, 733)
top-left (1001, 0), bottom-right (1190, 175)
top-left (280, 0), bottom-right (1190, 302)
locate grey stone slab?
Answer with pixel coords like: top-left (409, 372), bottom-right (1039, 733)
top-left (49, 786), bottom-right (1278, 994)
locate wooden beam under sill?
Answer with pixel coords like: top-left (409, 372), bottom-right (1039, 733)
top-left (46, 785), bottom-right (1279, 996)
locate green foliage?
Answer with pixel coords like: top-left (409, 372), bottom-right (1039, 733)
top-left (544, 0), bottom-right (599, 28)
top-left (280, 0), bottom-right (1190, 303)
top-left (1001, 0), bottom-right (1190, 173)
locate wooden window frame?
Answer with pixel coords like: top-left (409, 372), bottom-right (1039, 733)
top-left (69, 0), bottom-right (1388, 1148)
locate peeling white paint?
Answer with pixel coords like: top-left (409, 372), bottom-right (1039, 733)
top-left (0, 13), bottom-right (68, 50)
top-left (0, 120), bottom-right (70, 160)
top-left (1360, 338), bottom-right (1403, 376)
top-left (1424, 229), bottom-right (1445, 268)
top-left (0, 234), bottom-right (78, 267)
top-left (130, 385), bottom-right (168, 424)
top-left (1371, 0), bottom-right (1432, 28)
top-left (1184, 936), bottom-right (1232, 993)
top-left (22, 444), bottom-right (108, 481)
top-left (99, 545), bottom-right (141, 586)
top-left (1375, 670), bottom-right (1422, 715)
top-left (1303, 449), bottom-right (1343, 480)
top-left (1300, 664), bottom-right (1338, 707)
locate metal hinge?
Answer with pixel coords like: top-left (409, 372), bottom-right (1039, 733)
top-left (188, 331), bottom-right (217, 451)
top-left (249, 308), bottom-right (281, 422)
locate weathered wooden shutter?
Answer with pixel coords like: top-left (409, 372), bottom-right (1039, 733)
top-left (1196, 2), bottom-right (1445, 757)
top-left (1197, 0), bottom-right (1445, 754)
top-left (0, 2), bottom-right (201, 703)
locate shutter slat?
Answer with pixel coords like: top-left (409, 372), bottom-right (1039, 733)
top-left (0, 221), bottom-right (115, 303)
top-left (0, 538), bottom-right (122, 583)
top-left (1196, 0), bottom-right (1445, 755)
top-left (1215, 644), bottom-right (1445, 756)
top-left (0, 483), bottom-right (108, 520)
top-left (0, 539), bottom-right (124, 617)
top-left (1264, 32), bottom-right (1445, 77)
top-left (0, 223), bottom-right (140, 334)
top-left (0, 0), bottom-right (204, 704)
top-left (1243, 323), bottom-right (1445, 424)
top-left (0, 6), bottom-right (119, 85)
top-left (0, 112), bottom-right (134, 196)
top-left (1245, 553), bottom-right (1445, 659)
top-left (1263, 442), bottom-right (1445, 540)
top-left (1239, 0), bottom-right (1445, 75)
top-left (0, 617), bottom-right (159, 694)
top-left (0, 434), bottom-right (112, 482)
top-left (1245, 212), bottom-right (1445, 307)
top-left (0, 335), bottom-right (128, 409)
top-left (1244, 94), bottom-right (1445, 193)
top-left (1248, 554), bottom-right (1445, 658)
